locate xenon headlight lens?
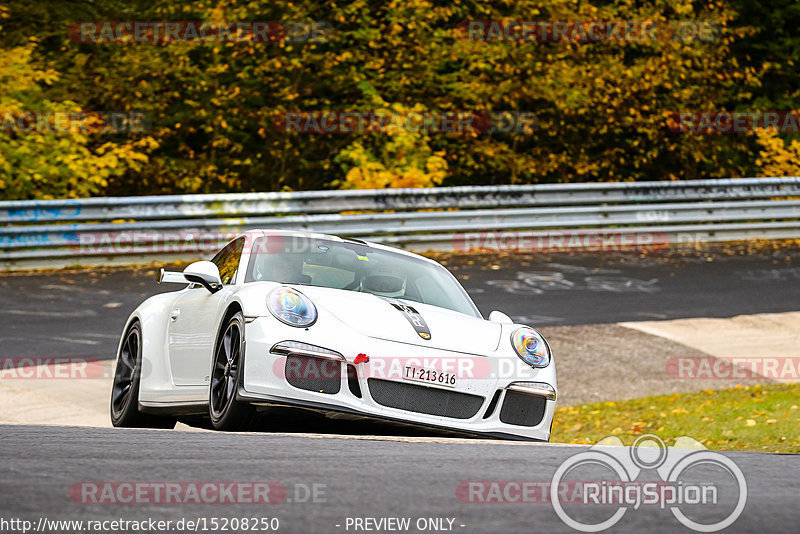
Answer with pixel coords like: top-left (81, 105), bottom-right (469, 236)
top-left (267, 287), bottom-right (317, 327)
top-left (511, 328), bottom-right (550, 368)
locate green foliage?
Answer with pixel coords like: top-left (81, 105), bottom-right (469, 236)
top-left (553, 383), bottom-right (800, 453)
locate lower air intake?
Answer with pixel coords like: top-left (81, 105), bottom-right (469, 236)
top-left (367, 379), bottom-right (484, 419)
top-left (285, 355), bottom-right (341, 394)
top-left (499, 390), bottom-right (547, 427)
top-left (346, 364), bottom-right (362, 398)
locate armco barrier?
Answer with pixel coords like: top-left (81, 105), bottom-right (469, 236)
top-left (2, 177), bottom-right (800, 270)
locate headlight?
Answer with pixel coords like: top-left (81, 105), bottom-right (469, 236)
top-left (267, 287), bottom-right (317, 327)
top-left (511, 328), bottom-right (550, 368)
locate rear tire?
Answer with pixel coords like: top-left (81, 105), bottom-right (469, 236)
top-left (209, 312), bottom-right (255, 431)
top-left (110, 322), bottom-right (177, 429)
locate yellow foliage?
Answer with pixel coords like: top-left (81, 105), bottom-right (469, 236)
top-left (755, 129), bottom-right (800, 176)
top-left (0, 41), bottom-right (157, 200)
top-left (334, 100), bottom-right (448, 189)
top-left (338, 142), bottom-right (447, 189)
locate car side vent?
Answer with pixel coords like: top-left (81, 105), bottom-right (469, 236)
top-left (482, 389), bottom-right (503, 419)
top-left (346, 364), bottom-right (362, 398)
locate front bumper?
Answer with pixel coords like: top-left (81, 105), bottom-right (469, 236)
top-left (240, 317), bottom-right (557, 441)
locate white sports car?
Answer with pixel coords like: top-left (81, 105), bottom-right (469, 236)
top-left (110, 230), bottom-right (557, 440)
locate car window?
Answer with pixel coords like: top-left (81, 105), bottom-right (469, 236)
top-left (212, 237), bottom-right (245, 285)
top-left (413, 276), bottom-right (456, 310)
top-left (245, 236), bottom-right (479, 317)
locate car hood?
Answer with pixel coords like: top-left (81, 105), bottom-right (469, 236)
top-left (296, 286), bottom-right (501, 355)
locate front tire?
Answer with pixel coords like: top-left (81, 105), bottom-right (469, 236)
top-left (209, 312), bottom-right (255, 431)
top-left (110, 322), bottom-right (177, 428)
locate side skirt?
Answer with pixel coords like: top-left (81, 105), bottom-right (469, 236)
top-left (139, 401), bottom-right (208, 416)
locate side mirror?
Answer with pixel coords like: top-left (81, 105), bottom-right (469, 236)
top-left (488, 310), bottom-right (514, 324)
top-left (183, 261), bottom-right (222, 293)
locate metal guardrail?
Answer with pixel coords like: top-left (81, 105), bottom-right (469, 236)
top-left (2, 177), bottom-right (800, 270)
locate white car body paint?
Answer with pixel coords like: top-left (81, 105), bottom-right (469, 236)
top-left (120, 230), bottom-right (558, 440)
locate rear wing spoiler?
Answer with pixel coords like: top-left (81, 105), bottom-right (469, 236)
top-left (157, 269), bottom-right (189, 284)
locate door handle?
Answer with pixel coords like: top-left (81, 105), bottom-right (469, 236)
top-left (170, 308), bottom-right (181, 322)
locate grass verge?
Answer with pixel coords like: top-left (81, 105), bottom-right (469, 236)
top-left (552, 383), bottom-right (800, 453)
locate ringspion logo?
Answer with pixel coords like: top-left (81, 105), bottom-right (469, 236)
top-left (550, 435), bottom-right (747, 532)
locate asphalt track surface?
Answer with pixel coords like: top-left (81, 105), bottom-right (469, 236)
top-left (2, 247), bottom-right (800, 360)
top-left (1, 425), bottom-right (797, 534)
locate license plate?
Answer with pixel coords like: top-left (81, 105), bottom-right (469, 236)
top-left (403, 365), bottom-right (457, 388)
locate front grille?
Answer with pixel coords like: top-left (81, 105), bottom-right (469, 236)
top-left (499, 390), bottom-right (547, 427)
top-left (285, 355), bottom-right (341, 394)
top-left (367, 379), bottom-right (484, 419)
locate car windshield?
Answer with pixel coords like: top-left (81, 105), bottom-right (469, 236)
top-left (245, 236), bottom-right (480, 317)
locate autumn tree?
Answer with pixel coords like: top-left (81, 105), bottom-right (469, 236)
top-left (0, 0), bottom-right (797, 199)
